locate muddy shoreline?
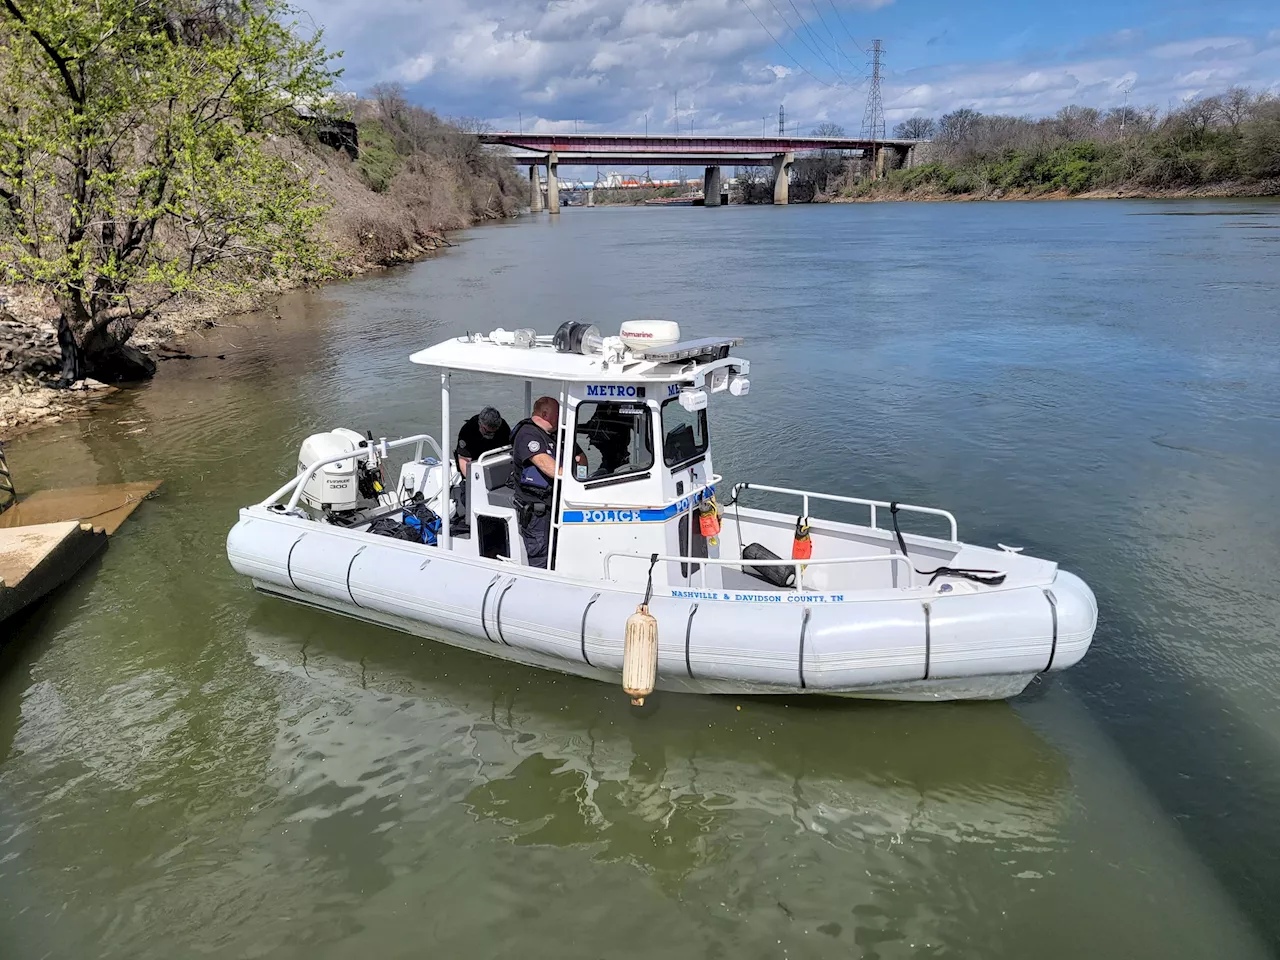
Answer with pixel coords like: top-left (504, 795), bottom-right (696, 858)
top-left (829, 178), bottom-right (1280, 203)
top-left (0, 234), bottom-right (458, 441)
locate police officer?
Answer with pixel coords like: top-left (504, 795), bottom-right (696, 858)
top-left (510, 396), bottom-right (562, 568)
top-left (454, 406), bottom-right (511, 476)
top-left (453, 406), bottom-right (510, 520)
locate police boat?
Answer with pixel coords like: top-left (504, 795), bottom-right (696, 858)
top-left (226, 320), bottom-right (1097, 703)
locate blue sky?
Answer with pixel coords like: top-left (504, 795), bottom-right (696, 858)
top-left (295, 0), bottom-right (1280, 135)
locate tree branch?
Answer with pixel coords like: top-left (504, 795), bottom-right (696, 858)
top-left (1, 0), bottom-right (83, 103)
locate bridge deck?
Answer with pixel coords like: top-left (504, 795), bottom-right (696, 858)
top-left (480, 133), bottom-right (924, 156)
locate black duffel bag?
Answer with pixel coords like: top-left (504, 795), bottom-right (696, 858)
top-left (741, 542), bottom-right (796, 589)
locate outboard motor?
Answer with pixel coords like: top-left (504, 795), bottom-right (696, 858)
top-left (297, 428), bottom-right (384, 517)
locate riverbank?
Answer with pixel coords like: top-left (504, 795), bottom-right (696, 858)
top-left (0, 104), bottom-right (529, 439)
top-left (0, 238), bottom-right (462, 440)
top-left (0, 237), bottom-right (460, 440)
top-left (830, 177), bottom-right (1280, 203)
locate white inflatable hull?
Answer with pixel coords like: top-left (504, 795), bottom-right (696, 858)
top-left (227, 508), bottom-right (1097, 702)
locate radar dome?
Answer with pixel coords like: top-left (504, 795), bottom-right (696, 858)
top-left (619, 320), bottom-right (681, 351)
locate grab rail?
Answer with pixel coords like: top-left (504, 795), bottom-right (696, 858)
top-left (603, 550), bottom-right (916, 591)
top-left (261, 434), bottom-right (445, 514)
top-left (730, 482), bottom-right (958, 543)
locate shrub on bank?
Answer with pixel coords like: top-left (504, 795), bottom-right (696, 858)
top-left (840, 86), bottom-right (1280, 200)
top-left (313, 84), bottom-right (526, 267)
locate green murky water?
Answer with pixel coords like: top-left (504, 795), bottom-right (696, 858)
top-left (3, 200), bottom-right (1279, 958)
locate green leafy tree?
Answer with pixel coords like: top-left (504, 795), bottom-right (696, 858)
top-left (0, 0), bottom-right (338, 380)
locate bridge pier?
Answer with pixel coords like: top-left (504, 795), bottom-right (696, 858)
top-left (546, 152), bottom-right (560, 214)
top-left (703, 166), bottom-right (722, 206)
top-left (528, 165), bottom-right (543, 212)
top-left (586, 188), bottom-right (595, 207)
top-left (772, 152), bottom-right (793, 205)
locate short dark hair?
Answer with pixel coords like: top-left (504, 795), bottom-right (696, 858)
top-left (532, 396), bottom-right (559, 421)
top-left (478, 406), bottom-right (502, 430)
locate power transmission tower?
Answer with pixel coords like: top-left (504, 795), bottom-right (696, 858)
top-left (778, 104), bottom-right (785, 136)
top-left (861, 39), bottom-right (885, 141)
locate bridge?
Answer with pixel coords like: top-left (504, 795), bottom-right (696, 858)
top-left (478, 132), bottom-right (926, 211)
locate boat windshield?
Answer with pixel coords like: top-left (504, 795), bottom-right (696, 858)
top-left (661, 397), bottom-right (709, 467)
top-left (573, 401), bottom-right (654, 481)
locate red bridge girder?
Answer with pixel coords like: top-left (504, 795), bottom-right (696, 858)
top-left (479, 133), bottom-right (922, 155)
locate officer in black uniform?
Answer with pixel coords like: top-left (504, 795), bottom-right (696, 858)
top-left (453, 406), bottom-right (510, 519)
top-left (509, 396), bottom-right (562, 568)
top-left (454, 405), bottom-right (511, 475)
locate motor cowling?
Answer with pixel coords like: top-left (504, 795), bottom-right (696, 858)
top-left (298, 428), bottom-right (377, 513)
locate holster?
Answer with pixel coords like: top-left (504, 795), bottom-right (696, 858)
top-left (516, 500), bottom-right (548, 526)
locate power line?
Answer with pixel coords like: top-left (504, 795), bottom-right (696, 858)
top-left (824, 0), bottom-right (867, 57)
top-left (861, 39), bottom-right (885, 141)
top-left (783, 0), bottom-right (847, 79)
top-left (804, 0), bottom-right (863, 72)
top-left (771, 0), bottom-right (852, 83)
top-left (734, 0), bottom-right (834, 87)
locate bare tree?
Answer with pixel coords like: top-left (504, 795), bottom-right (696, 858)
top-left (1171, 97), bottom-right (1220, 136)
top-left (1055, 105), bottom-right (1100, 140)
top-left (731, 166), bottom-right (772, 204)
top-left (1101, 105), bottom-right (1156, 140)
top-left (811, 122), bottom-right (846, 137)
top-left (937, 109), bottom-right (982, 145)
top-left (1217, 87), bottom-right (1253, 132)
top-left (894, 116), bottom-right (936, 140)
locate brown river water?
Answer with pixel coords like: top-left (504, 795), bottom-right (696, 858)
top-left (2, 200), bottom-right (1279, 958)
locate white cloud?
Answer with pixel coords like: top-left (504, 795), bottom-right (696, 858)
top-left (1172, 67), bottom-right (1246, 88)
top-left (1149, 36), bottom-right (1254, 60)
top-left (395, 54), bottom-right (436, 83)
top-left (1006, 70), bottom-right (1080, 94)
top-left (294, 0), bottom-right (1280, 134)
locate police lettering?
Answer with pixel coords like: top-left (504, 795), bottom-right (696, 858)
top-left (583, 509), bottom-right (641, 523)
top-left (585, 384), bottom-right (638, 398)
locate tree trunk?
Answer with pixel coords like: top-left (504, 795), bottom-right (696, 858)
top-left (80, 322), bottom-right (157, 382)
top-left (55, 314), bottom-right (85, 386)
top-left (55, 299), bottom-right (157, 384)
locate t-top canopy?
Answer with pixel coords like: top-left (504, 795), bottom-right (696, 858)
top-left (409, 333), bottom-right (746, 384)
